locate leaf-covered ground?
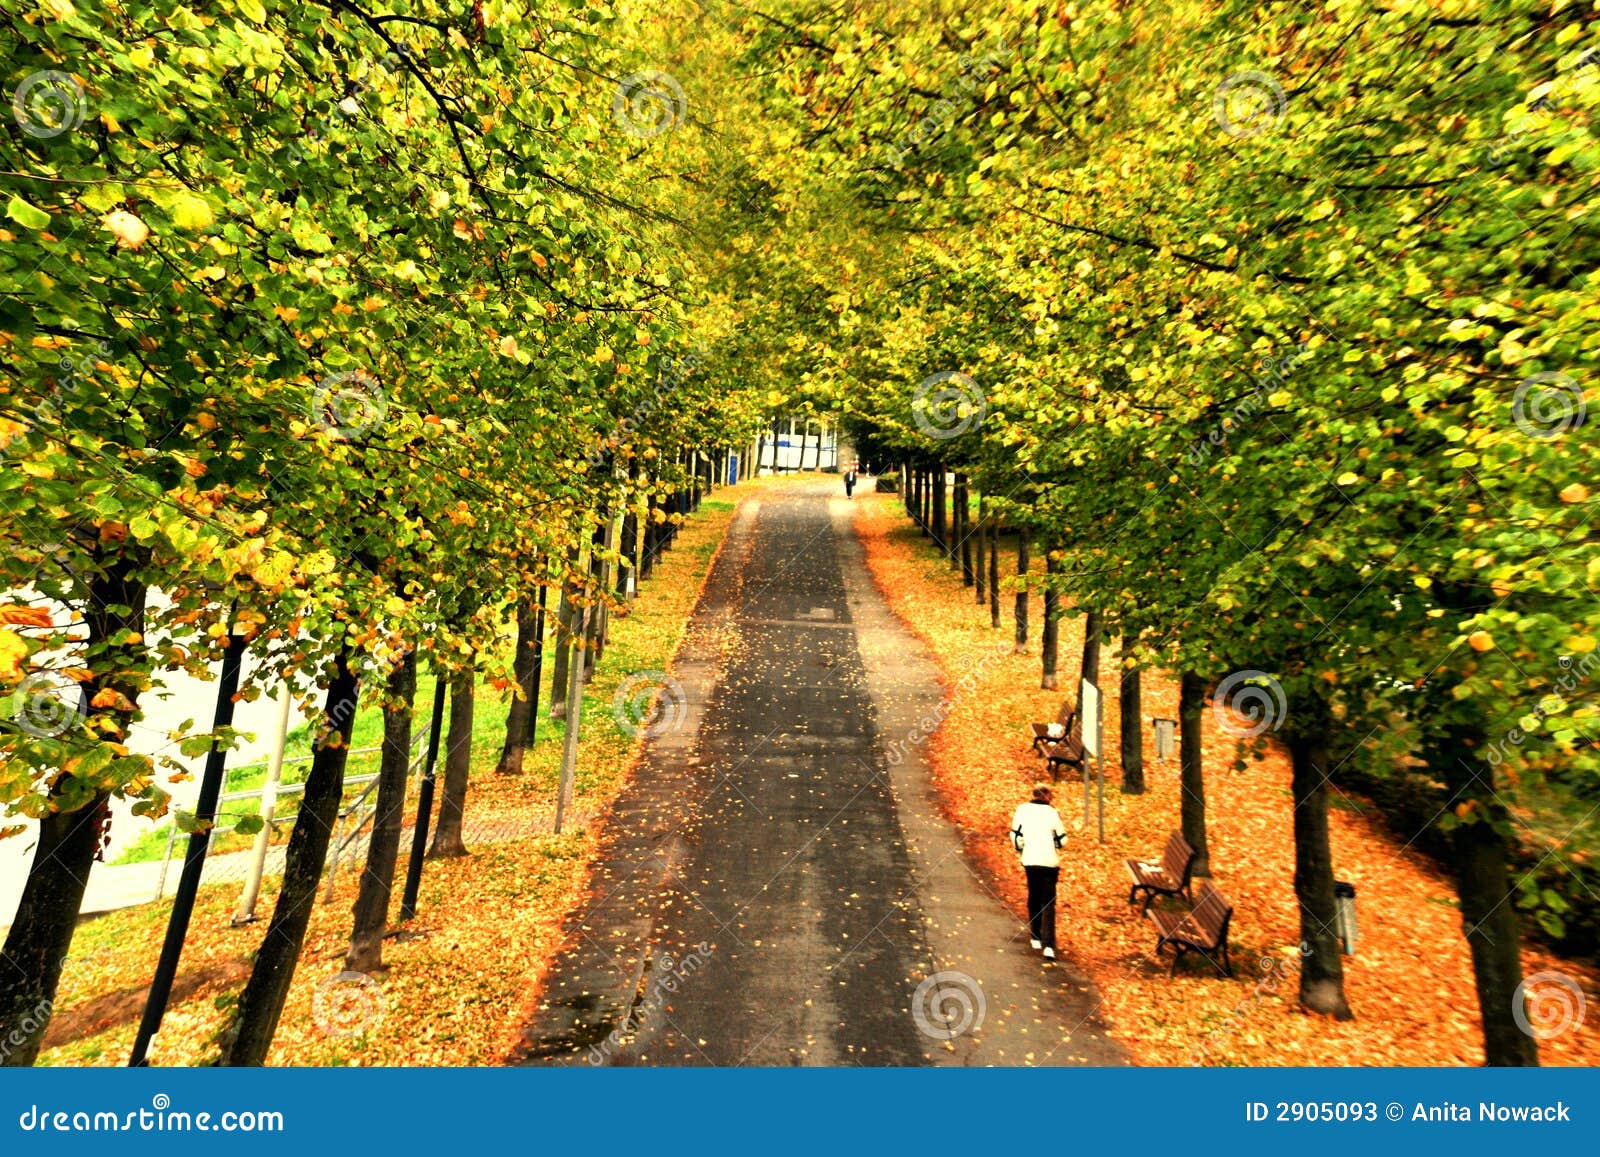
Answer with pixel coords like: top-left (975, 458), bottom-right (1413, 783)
top-left (32, 489), bottom-right (748, 1067)
top-left (853, 492), bottom-right (1600, 1067)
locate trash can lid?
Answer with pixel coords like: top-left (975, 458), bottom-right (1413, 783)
top-left (1334, 880), bottom-right (1356, 897)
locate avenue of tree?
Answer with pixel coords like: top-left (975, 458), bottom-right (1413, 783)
top-left (2, 0), bottom-right (1596, 1067)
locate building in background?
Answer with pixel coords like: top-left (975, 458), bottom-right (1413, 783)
top-left (758, 415), bottom-right (838, 473)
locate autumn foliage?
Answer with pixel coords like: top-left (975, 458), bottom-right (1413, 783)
top-left (855, 493), bottom-right (1600, 1067)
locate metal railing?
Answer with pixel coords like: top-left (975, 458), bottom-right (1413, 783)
top-left (150, 729), bottom-right (429, 905)
top-left (323, 733), bottom-right (432, 901)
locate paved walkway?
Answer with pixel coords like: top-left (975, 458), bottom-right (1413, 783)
top-left (513, 480), bottom-right (1127, 1066)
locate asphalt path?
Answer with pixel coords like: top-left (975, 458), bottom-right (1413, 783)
top-left (513, 480), bottom-right (1128, 1067)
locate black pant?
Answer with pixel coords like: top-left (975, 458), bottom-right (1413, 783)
top-left (1025, 866), bottom-right (1059, 948)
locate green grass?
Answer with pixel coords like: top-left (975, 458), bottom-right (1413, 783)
top-left (111, 697), bottom-right (418, 865)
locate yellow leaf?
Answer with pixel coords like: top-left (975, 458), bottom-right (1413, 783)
top-left (0, 628), bottom-right (26, 681)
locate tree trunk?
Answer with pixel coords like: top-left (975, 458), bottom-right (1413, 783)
top-left (428, 669), bottom-right (475, 860)
top-left (1013, 533), bottom-right (1030, 654)
top-left (931, 467), bottom-right (946, 557)
top-left (974, 496), bottom-right (987, 604)
top-left (583, 518), bottom-right (607, 682)
top-left (222, 647), bottom-right (359, 1066)
top-left (1178, 671), bottom-right (1210, 878)
top-left (346, 651), bottom-right (417, 975)
top-left (960, 479), bottom-right (975, 584)
top-left (618, 505), bottom-right (637, 603)
top-left (1076, 610), bottom-right (1102, 708)
top-left (989, 521), bottom-right (1001, 628)
top-left (130, 631), bottom-right (247, 1066)
top-left (0, 554), bottom-right (145, 1066)
top-left (1041, 552), bottom-right (1061, 690)
top-left (1437, 723), bottom-right (1539, 1065)
top-left (953, 473), bottom-right (968, 577)
top-left (524, 583), bottom-right (547, 747)
top-left (1120, 648), bottom-right (1145, 794)
top-left (496, 598), bottom-right (540, 774)
top-left (0, 802), bottom-right (110, 1066)
top-left (1286, 693), bottom-right (1353, 1019)
top-left (639, 488), bottom-right (658, 581)
top-left (548, 582), bottom-right (575, 719)
top-left (597, 508), bottom-right (619, 662)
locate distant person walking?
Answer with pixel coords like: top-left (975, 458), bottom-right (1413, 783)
top-left (843, 467), bottom-right (857, 498)
top-left (1010, 783), bottom-right (1066, 959)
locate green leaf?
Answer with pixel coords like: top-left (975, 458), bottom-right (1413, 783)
top-left (173, 810), bottom-right (214, 835)
top-left (6, 196), bottom-right (51, 231)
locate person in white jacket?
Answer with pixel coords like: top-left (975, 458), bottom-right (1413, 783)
top-left (1010, 784), bottom-right (1067, 959)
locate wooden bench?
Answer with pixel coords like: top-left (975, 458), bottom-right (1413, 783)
top-left (1124, 830), bottom-right (1197, 913)
top-left (1029, 708), bottom-right (1088, 777)
top-left (1147, 880), bottom-right (1234, 977)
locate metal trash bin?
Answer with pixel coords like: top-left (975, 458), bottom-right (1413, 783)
top-left (1152, 717), bottom-right (1177, 762)
top-left (1334, 880), bottom-right (1358, 955)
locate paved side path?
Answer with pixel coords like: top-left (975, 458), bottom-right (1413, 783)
top-left (513, 480), bottom-right (1127, 1066)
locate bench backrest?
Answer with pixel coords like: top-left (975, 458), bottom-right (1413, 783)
top-left (1161, 831), bottom-right (1197, 885)
top-left (1190, 881), bottom-right (1233, 947)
